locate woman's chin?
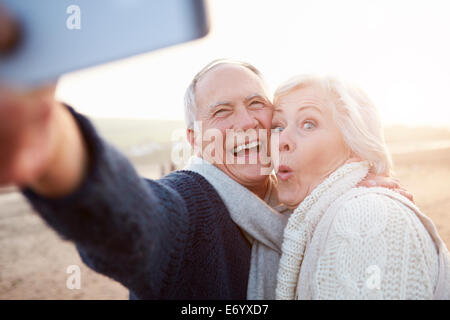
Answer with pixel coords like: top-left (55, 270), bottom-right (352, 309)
top-left (278, 184), bottom-right (306, 209)
top-left (278, 193), bottom-right (302, 210)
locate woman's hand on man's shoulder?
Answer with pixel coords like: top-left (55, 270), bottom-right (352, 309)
top-left (357, 172), bottom-right (414, 203)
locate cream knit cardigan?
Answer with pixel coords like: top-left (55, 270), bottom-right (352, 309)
top-left (276, 161), bottom-right (450, 300)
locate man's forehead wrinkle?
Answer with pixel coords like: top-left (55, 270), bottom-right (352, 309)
top-left (245, 93), bottom-right (268, 102)
top-left (213, 92), bottom-right (268, 108)
top-left (197, 64), bottom-right (253, 87)
top-left (195, 66), bottom-right (267, 111)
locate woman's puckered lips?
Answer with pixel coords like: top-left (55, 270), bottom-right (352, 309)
top-left (276, 164), bottom-right (294, 181)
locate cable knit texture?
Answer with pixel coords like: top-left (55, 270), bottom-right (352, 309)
top-left (276, 161), bottom-right (450, 300)
top-left (22, 106), bottom-right (251, 300)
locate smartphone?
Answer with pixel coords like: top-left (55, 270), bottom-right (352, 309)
top-left (0, 0), bottom-right (209, 87)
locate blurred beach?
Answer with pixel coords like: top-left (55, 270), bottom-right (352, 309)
top-left (0, 120), bottom-right (449, 299)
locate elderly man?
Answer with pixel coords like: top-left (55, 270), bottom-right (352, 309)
top-left (0, 59), bottom-right (284, 299)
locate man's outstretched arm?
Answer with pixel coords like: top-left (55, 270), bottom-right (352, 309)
top-left (0, 85), bottom-right (190, 299)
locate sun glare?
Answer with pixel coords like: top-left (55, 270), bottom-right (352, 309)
top-left (56, 0), bottom-right (450, 126)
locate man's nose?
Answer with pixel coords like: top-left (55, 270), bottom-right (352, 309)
top-left (233, 106), bottom-right (258, 131)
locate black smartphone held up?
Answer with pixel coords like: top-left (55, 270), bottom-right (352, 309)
top-left (0, 0), bottom-right (209, 87)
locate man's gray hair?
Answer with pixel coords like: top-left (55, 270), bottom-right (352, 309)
top-left (274, 75), bottom-right (393, 175)
top-left (184, 59), bottom-right (264, 129)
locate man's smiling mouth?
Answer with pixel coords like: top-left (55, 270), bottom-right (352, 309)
top-left (232, 141), bottom-right (260, 157)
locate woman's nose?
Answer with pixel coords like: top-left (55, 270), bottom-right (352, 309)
top-left (278, 129), bottom-right (295, 153)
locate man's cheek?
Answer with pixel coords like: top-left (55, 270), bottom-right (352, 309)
top-left (198, 126), bottom-right (226, 164)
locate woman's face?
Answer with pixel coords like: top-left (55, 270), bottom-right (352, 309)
top-left (271, 85), bottom-right (353, 209)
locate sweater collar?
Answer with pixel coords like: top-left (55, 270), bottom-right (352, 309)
top-left (292, 161), bottom-right (371, 222)
top-left (184, 156), bottom-right (289, 253)
top-left (276, 161), bottom-right (370, 299)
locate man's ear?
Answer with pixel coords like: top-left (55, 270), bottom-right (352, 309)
top-left (186, 128), bottom-right (195, 148)
top-left (187, 127), bottom-right (203, 157)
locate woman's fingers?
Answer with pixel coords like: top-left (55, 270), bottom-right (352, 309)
top-left (394, 188), bottom-right (415, 203)
top-left (358, 173), bottom-right (400, 189)
top-left (357, 173), bottom-right (415, 203)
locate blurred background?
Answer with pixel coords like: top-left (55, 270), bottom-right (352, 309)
top-left (1, 0), bottom-right (450, 299)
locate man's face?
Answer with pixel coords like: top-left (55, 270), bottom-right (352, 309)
top-left (191, 64), bottom-right (274, 187)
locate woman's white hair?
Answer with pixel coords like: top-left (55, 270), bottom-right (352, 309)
top-left (184, 58), bottom-right (264, 129)
top-left (274, 75), bottom-right (393, 175)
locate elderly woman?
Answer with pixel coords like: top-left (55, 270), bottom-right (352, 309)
top-left (272, 75), bottom-right (450, 300)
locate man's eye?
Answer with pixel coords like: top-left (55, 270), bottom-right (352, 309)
top-left (302, 121), bottom-right (315, 130)
top-left (214, 109), bottom-right (229, 117)
top-left (249, 101), bottom-right (264, 108)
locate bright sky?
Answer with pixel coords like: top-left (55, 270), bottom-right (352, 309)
top-left (56, 0), bottom-right (450, 126)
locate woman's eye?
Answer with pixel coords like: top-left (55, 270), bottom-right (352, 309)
top-left (302, 121), bottom-right (315, 130)
top-left (272, 126), bottom-right (284, 133)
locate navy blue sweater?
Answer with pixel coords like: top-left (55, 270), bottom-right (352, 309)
top-left (22, 107), bottom-right (251, 300)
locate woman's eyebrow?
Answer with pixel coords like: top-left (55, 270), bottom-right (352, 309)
top-left (273, 105), bottom-right (322, 114)
top-left (298, 105), bottom-right (322, 113)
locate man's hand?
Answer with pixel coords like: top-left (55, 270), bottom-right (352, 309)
top-left (0, 84), bottom-right (89, 197)
top-left (0, 84), bottom-right (56, 186)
